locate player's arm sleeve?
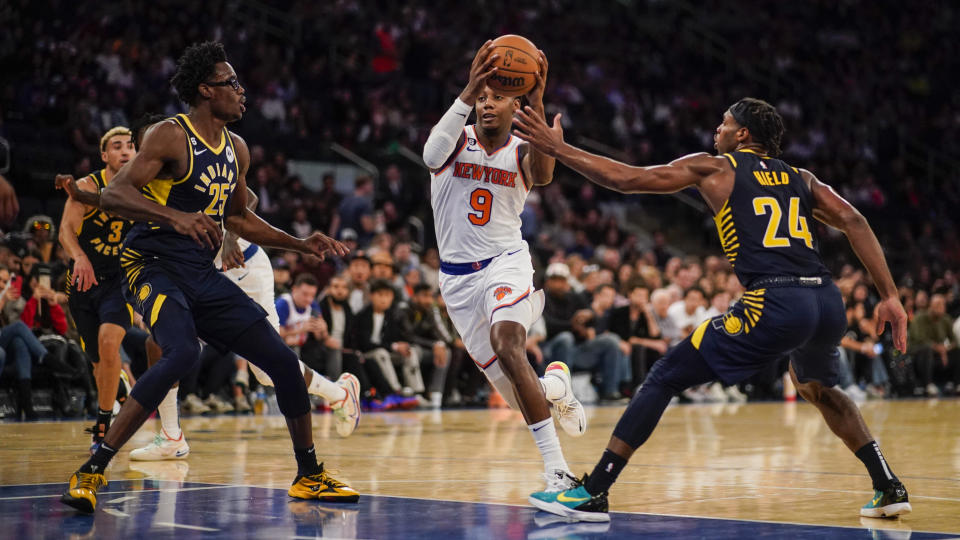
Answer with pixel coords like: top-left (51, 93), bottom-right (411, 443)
top-left (422, 99), bottom-right (471, 170)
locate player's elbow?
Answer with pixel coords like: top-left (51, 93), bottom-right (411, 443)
top-left (422, 147), bottom-right (445, 170)
top-left (837, 206), bottom-right (868, 233)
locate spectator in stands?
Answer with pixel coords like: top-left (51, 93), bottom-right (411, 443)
top-left (0, 265), bottom-right (47, 420)
top-left (607, 282), bottom-right (666, 387)
top-left (339, 176), bottom-right (374, 234)
top-left (347, 253), bottom-right (372, 314)
top-left (354, 279), bottom-right (424, 402)
top-left (650, 288), bottom-right (681, 346)
top-left (909, 294), bottom-right (960, 396)
top-left (541, 262), bottom-right (629, 401)
top-left (667, 287), bottom-right (708, 341)
top-left (276, 274), bottom-right (330, 377)
top-left (406, 284), bottom-right (452, 408)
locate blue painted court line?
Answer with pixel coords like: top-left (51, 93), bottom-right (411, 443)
top-left (1, 480), bottom-right (951, 539)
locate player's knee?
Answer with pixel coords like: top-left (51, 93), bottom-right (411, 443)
top-left (490, 321), bottom-right (524, 357)
top-left (795, 379), bottom-right (823, 403)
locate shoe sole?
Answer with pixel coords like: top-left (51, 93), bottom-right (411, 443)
top-left (60, 493), bottom-right (95, 514)
top-left (528, 497), bottom-right (611, 522)
top-left (288, 490), bottom-right (360, 503)
top-left (129, 451), bottom-right (190, 461)
top-left (860, 502), bottom-right (912, 518)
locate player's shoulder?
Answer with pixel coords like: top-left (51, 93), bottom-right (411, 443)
top-left (141, 118), bottom-right (188, 148)
top-left (227, 130), bottom-right (250, 162)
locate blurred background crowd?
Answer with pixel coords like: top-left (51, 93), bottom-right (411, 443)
top-left (1, 0), bottom-right (958, 419)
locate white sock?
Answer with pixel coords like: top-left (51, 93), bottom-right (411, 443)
top-left (158, 387), bottom-right (182, 440)
top-left (308, 370), bottom-right (347, 402)
top-left (528, 418), bottom-right (569, 474)
top-left (540, 375), bottom-right (567, 401)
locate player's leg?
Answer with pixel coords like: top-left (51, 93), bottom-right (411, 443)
top-left (530, 338), bottom-right (718, 521)
top-left (130, 335), bottom-right (189, 460)
top-left (90, 323), bottom-right (125, 448)
top-left (236, 255), bottom-right (358, 433)
top-left (62, 296), bottom-right (201, 513)
top-left (229, 318), bottom-right (358, 501)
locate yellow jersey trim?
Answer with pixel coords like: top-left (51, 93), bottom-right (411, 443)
top-left (691, 320), bottom-right (710, 350)
top-left (723, 153), bottom-right (737, 168)
top-left (736, 148), bottom-right (770, 159)
top-left (178, 113), bottom-right (227, 154)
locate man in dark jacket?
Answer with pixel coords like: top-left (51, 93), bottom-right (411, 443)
top-left (405, 284), bottom-right (453, 407)
top-left (354, 280), bottom-right (424, 397)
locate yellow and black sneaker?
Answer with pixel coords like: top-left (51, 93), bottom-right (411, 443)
top-left (61, 470), bottom-right (108, 513)
top-left (288, 465), bottom-right (359, 502)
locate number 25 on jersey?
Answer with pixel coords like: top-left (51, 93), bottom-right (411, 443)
top-left (753, 196), bottom-right (813, 249)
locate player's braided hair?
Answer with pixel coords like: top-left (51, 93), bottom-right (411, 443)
top-left (728, 98), bottom-right (785, 157)
top-left (131, 113), bottom-right (167, 150)
top-left (170, 41), bottom-right (228, 106)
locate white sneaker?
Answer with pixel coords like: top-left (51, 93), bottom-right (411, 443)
top-left (724, 385), bottom-right (748, 403)
top-left (843, 384), bottom-right (867, 402)
top-left (181, 393), bottom-right (211, 415)
top-left (130, 430), bottom-right (190, 461)
top-left (204, 394), bottom-right (235, 414)
top-left (544, 361), bottom-right (586, 437)
top-left (542, 469), bottom-right (577, 493)
top-left (925, 383), bottom-right (939, 397)
top-left (331, 373), bottom-right (361, 437)
top-left (705, 382), bottom-right (728, 403)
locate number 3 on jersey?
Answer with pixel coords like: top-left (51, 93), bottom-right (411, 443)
top-left (469, 188), bottom-right (492, 226)
top-left (753, 196), bottom-right (813, 249)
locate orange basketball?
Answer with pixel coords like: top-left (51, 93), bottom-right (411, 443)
top-left (486, 34), bottom-right (539, 96)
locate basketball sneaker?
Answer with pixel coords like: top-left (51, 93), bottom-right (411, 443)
top-left (61, 470), bottom-right (107, 514)
top-left (529, 473), bottom-right (610, 522)
top-left (860, 482), bottom-right (911, 518)
top-left (545, 361), bottom-right (587, 437)
top-left (129, 430), bottom-right (190, 461)
top-left (288, 465), bottom-right (359, 502)
top-left (331, 373), bottom-right (361, 437)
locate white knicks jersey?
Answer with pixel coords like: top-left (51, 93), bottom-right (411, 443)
top-left (431, 125), bottom-right (529, 263)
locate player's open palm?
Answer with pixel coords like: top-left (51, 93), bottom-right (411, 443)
top-left (513, 106), bottom-right (564, 157)
top-left (72, 256), bottom-right (98, 292)
top-left (302, 232), bottom-right (349, 260)
top-left (172, 211), bottom-right (222, 249)
top-left (875, 296), bottom-right (908, 354)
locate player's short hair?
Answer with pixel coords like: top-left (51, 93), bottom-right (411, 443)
top-left (293, 273), bottom-right (319, 288)
top-left (131, 113), bottom-right (168, 150)
top-left (728, 98), bottom-right (785, 157)
top-left (99, 126), bottom-right (132, 152)
top-left (171, 41), bottom-right (228, 106)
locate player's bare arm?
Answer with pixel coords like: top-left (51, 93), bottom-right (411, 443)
top-left (422, 41), bottom-right (499, 172)
top-left (100, 120), bottom-right (222, 249)
top-left (805, 169), bottom-right (907, 353)
top-left (57, 176), bottom-right (100, 292)
top-left (514, 107), bottom-right (727, 195)
top-left (223, 133), bottom-right (348, 261)
top-left (0, 174), bottom-right (19, 224)
top-left (220, 186), bottom-right (259, 270)
top-left (55, 174), bottom-right (103, 208)
top-left (520, 50), bottom-right (556, 187)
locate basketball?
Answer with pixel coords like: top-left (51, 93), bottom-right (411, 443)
top-left (486, 34), bottom-right (539, 96)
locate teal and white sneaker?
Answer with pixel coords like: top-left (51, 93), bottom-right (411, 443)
top-left (529, 474), bottom-right (610, 523)
top-left (860, 482), bottom-right (911, 518)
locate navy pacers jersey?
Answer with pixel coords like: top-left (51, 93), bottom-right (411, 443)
top-left (714, 149), bottom-right (830, 287)
top-left (75, 169), bottom-right (132, 277)
top-left (123, 114), bottom-right (238, 270)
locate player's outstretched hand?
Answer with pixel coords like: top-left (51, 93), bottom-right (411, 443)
top-left (301, 232), bottom-right (349, 261)
top-left (220, 232), bottom-right (245, 270)
top-left (172, 211), bottom-right (222, 250)
top-left (527, 49), bottom-right (549, 106)
top-left (0, 175), bottom-right (18, 225)
top-left (875, 296), bottom-right (908, 354)
top-left (513, 107), bottom-right (564, 157)
top-left (71, 255), bottom-right (99, 292)
top-left (459, 40), bottom-right (499, 105)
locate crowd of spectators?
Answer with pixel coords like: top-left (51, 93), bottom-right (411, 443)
top-left (1, 1), bottom-right (959, 418)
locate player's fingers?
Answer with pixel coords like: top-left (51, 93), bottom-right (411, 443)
top-left (474, 40), bottom-right (492, 59)
top-left (479, 66), bottom-right (498, 81)
top-left (896, 317), bottom-right (908, 353)
top-left (875, 316), bottom-right (885, 336)
top-left (512, 129), bottom-right (532, 142)
top-left (552, 113), bottom-right (563, 129)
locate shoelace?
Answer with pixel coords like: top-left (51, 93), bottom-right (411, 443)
top-left (542, 471), bottom-right (579, 493)
top-left (76, 473), bottom-right (105, 491)
top-left (307, 470), bottom-right (349, 489)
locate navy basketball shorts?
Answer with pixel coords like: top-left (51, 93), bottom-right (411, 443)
top-left (691, 280), bottom-right (847, 387)
top-left (68, 273), bottom-right (133, 363)
top-left (121, 256), bottom-right (267, 353)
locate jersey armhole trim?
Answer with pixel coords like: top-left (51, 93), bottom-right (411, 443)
top-left (170, 117), bottom-right (195, 185)
top-left (516, 145), bottom-right (529, 192)
top-left (434, 129), bottom-right (467, 176)
top-left (723, 153), bottom-right (738, 168)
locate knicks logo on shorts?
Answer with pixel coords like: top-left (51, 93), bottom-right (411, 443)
top-left (138, 283), bottom-right (152, 305)
top-left (493, 286), bottom-right (513, 301)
